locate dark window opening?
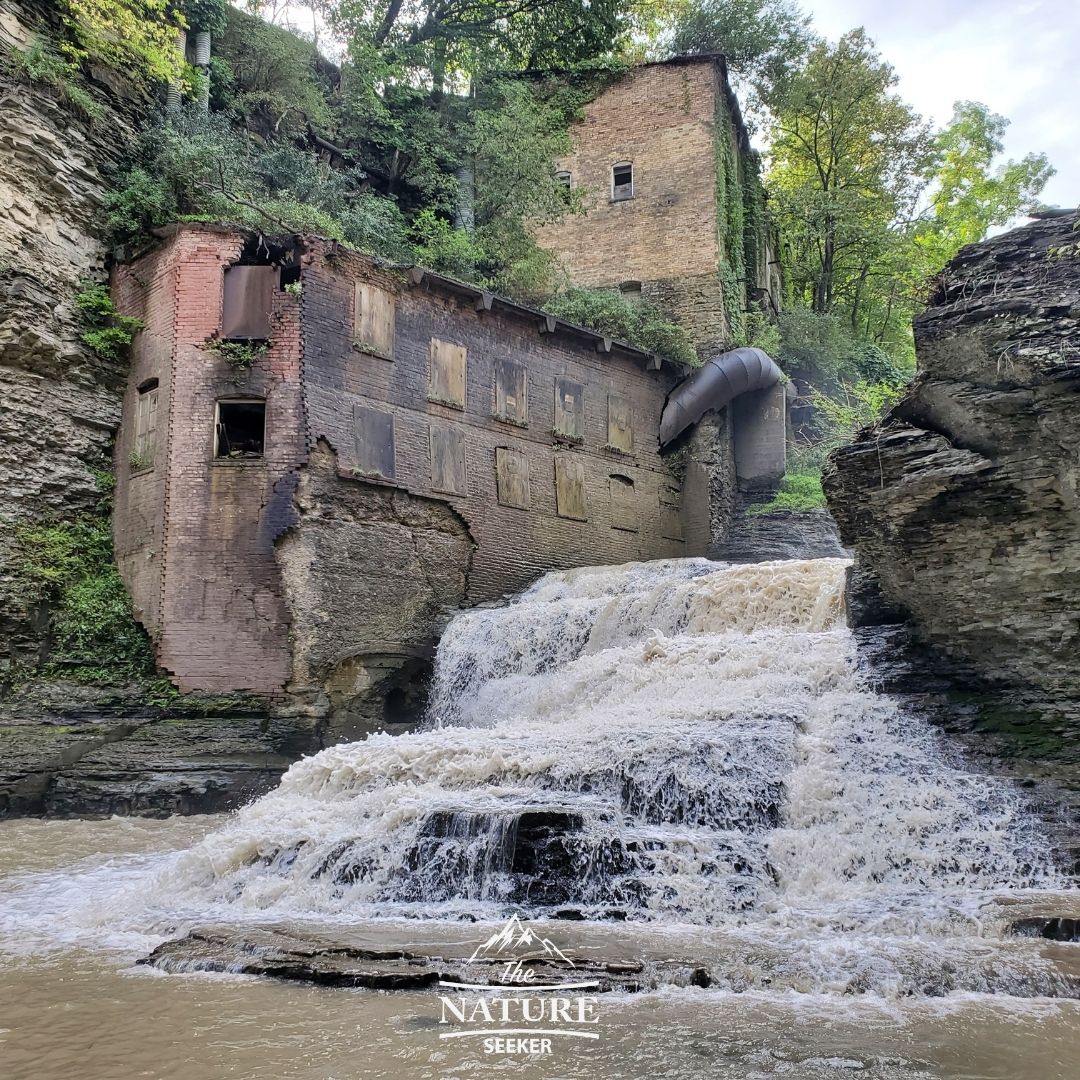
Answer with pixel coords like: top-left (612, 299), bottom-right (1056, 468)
top-left (612, 162), bottom-right (634, 201)
top-left (279, 263), bottom-right (301, 289)
top-left (215, 400), bottom-right (265, 459)
top-left (619, 280), bottom-right (642, 304)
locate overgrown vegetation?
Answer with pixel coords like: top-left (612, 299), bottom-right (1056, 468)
top-left (747, 471), bottom-right (824, 513)
top-left (14, 471), bottom-right (157, 685)
top-left (206, 338), bottom-right (269, 370)
top-left (543, 288), bottom-right (698, 367)
top-left (4, 39), bottom-right (105, 120)
top-left (74, 283), bottom-right (143, 363)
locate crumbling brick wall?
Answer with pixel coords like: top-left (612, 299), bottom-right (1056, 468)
top-left (113, 227), bottom-right (306, 693)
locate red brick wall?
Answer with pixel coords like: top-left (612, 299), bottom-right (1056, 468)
top-left (114, 228), bottom-right (305, 693)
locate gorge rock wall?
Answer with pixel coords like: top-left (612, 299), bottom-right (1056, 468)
top-left (0, 0), bottom-right (139, 668)
top-left (824, 213), bottom-right (1080, 710)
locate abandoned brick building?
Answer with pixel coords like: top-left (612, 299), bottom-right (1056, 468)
top-left (535, 55), bottom-right (782, 356)
top-left (110, 222), bottom-right (783, 729)
top-left (108, 59), bottom-right (789, 728)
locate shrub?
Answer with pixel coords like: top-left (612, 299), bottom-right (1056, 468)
top-left (15, 502), bottom-right (155, 683)
top-left (74, 283), bottom-right (143, 362)
top-left (543, 288), bottom-right (698, 366)
top-left (746, 471), bottom-right (826, 514)
top-left (6, 39), bottom-right (105, 121)
top-left (411, 209), bottom-right (485, 280)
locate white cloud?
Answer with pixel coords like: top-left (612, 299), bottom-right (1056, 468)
top-left (804, 0), bottom-right (1078, 208)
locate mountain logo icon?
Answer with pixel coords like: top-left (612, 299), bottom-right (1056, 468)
top-left (467, 914), bottom-right (576, 968)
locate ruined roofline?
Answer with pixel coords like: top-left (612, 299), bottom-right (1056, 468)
top-left (140, 222), bottom-right (689, 376)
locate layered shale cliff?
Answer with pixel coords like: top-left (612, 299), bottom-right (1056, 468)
top-left (825, 213), bottom-right (1080, 715)
top-left (0, 0), bottom-right (139, 667)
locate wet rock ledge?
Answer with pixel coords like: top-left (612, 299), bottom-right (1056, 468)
top-left (0, 685), bottom-right (320, 818)
top-left (142, 929), bottom-right (703, 993)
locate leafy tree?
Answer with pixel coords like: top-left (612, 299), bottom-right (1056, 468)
top-left (768, 29), bottom-right (934, 320)
top-left (916, 101), bottom-right (1053, 273)
top-left (665, 0), bottom-right (813, 106)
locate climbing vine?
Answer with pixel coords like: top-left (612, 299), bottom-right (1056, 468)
top-left (714, 87), bottom-right (749, 344)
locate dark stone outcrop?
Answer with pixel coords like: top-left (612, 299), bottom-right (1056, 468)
top-left (709, 508), bottom-right (846, 563)
top-left (0, 687), bottom-right (320, 817)
top-left (825, 214), bottom-right (1080, 713)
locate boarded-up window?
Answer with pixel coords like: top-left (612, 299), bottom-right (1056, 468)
top-left (494, 359), bottom-right (528, 426)
top-left (610, 474), bottom-right (637, 532)
top-left (553, 377), bottom-right (584, 442)
top-left (133, 383), bottom-right (158, 470)
top-left (429, 339), bottom-right (467, 409)
top-left (660, 485), bottom-right (684, 541)
top-left (554, 454), bottom-right (587, 521)
top-left (430, 424), bottom-right (467, 495)
top-left (353, 282), bottom-right (395, 359)
top-left (495, 447), bottom-right (530, 509)
top-left (353, 405), bottom-right (395, 480)
top-left (222, 265), bottom-right (274, 340)
top-left (607, 394), bottom-right (633, 453)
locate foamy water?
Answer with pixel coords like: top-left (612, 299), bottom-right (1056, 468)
top-left (1, 558), bottom-right (1076, 1002)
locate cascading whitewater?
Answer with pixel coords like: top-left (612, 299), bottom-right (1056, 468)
top-left (160, 557), bottom-right (1061, 945)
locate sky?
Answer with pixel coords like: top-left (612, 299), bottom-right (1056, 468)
top-left (805, 0), bottom-right (1077, 209)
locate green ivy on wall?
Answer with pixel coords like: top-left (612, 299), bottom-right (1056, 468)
top-left (713, 88), bottom-right (772, 349)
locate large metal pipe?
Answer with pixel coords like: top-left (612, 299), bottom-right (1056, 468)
top-left (658, 346), bottom-right (784, 446)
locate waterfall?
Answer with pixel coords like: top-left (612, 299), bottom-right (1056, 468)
top-left (156, 558), bottom-right (1062, 952)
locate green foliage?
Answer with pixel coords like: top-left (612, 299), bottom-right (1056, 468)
top-left (60, 0), bottom-right (184, 84)
top-left (184, 0), bottom-right (227, 36)
top-left (206, 339), bottom-right (268, 369)
top-left (813, 378), bottom-right (903, 451)
top-left (5, 39), bottom-right (105, 121)
top-left (915, 101), bottom-right (1053, 274)
top-left (776, 304), bottom-right (909, 390)
top-left (667, 0), bottom-right (813, 115)
top-left (746, 471), bottom-right (824, 513)
top-left (74, 283), bottom-right (143, 363)
top-left (15, 495), bottom-right (156, 684)
top-left (544, 288), bottom-right (698, 366)
top-left (410, 209), bottom-right (485, 279)
top-left (214, 6), bottom-right (331, 134)
top-left (102, 109), bottom-right (415, 260)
